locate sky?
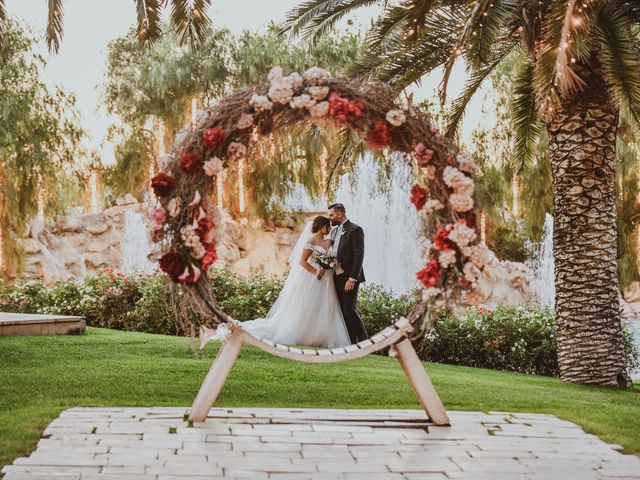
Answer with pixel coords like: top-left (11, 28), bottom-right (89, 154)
top-left (5, 0), bottom-right (496, 166)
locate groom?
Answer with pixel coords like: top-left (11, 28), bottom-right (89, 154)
top-left (328, 203), bottom-right (368, 343)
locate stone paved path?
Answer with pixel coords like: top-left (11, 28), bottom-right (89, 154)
top-left (2, 407), bottom-right (638, 479)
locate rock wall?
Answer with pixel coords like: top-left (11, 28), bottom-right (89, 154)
top-left (20, 199), bottom-right (540, 309)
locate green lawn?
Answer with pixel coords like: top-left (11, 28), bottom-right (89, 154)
top-left (1, 327), bottom-right (638, 467)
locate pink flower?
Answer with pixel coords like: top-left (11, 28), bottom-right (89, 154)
top-left (148, 206), bottom-right (166, 224)
top-left (414, 143), bottom-right (434, 167)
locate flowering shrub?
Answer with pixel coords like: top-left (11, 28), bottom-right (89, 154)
top-left (1, 273), bottom-right (637, 376)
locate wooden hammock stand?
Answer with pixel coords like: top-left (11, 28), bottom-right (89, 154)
top-left (188, 317), bottom-right (450, 426)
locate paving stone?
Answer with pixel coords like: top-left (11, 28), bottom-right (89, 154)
top-left (4, 407), bottom-right (638, 479)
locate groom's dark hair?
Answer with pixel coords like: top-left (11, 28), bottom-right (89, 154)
top-left (328, 203), bottom-right (346, 214)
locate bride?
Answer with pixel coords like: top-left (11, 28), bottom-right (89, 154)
top-left (200, 216), bottom-right (351, 348)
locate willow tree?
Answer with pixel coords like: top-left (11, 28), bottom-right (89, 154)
top-left (103, 24), bottom-right (363, 216)
top-left (0, 21), bottom-right (83, 277)
top-left (284, 0), bottom-right (640, 386)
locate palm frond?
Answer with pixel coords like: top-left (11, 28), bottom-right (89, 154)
top-left (440, 0), bottom-right (517, 103)
top-left (512, 59), bottom-right (544, 171)
top-left (533, 0), bottom-right (601, 115)
top-left (169, 0), bottom-right (212, 47)
top-left (594, 3), bottom-right (640, 134)
top-left (46, 0), bottom-right (64, 53)
top-left (349, 6), bottom-right (464, 88)
top-left (401, 0), bottom-right (437, 43)
top-left (280, 0), bottom-right (382, 45)
top-left (135, 0), bottom-right (163, 46)
top-left (445, 40), bottom-right (519, 138)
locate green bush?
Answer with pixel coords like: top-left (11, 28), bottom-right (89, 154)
top-left (1, 270), bottom-right (638, 378)
top-left (421, 306), bottom-right (559, 376)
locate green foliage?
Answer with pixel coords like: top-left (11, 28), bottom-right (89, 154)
top-left (424, 306), bottom-right (559, 376)
top-left (616, 133), bottom-right (640, 288)
top-left (3, 270), bottom-right (636, 378)
top-left (103, 24), bottom-right (363, 216)
top-left (423, 305), bottom-right (639, 377)
top-left (0, 20), bottom-right (84, 276)
top-left (357, 283), bottom-right (417, 334)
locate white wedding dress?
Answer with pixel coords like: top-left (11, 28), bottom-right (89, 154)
top-left (202, 222), bottom-right (351, 349)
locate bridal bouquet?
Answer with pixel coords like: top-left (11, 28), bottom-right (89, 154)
top-left (315, 250), bottom-right (338, 279)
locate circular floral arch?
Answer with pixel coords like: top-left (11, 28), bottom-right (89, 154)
top-left (149, 66), bottom-right (487, 339)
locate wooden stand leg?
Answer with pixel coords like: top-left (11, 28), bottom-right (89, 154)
top-left (189, 330), bottom-right (244, 422)
top-left (394, 337), bottom-right (450, 426)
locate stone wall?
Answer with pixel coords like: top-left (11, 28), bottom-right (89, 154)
top-left (19, 199), bottom-right (540, 310)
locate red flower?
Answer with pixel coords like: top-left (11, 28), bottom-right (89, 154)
top-left (416, 258), bottom-right (441, 288)
top-left (159, 250), bottom-right (187, 282)
top-left (201, 244), bottom-right (218, 269)
top-left (367, 120), bottom-right (392, 148)
top-left (328, 92), bottom-right (364, 123)
top-left (196, 218), bottom-right (215, 243)
top-left (203, 127), bottom-right (225, 150)
top-left (410, 184), bottom-right (428, 211)
top-left (490, 339), bottom-right (497, 346)
top-left (179, 151), bottom-right (202, 174)
top-left (151, 173), bottom-right (175, 197)
top-left (434, 225), bottom-right (456, 252)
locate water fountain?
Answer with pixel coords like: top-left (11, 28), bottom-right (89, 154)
top-left (119, 210), bottom-right (157, 275)
top-left (526, 213), bottom-right (555, 307)
top-left (331, 153), bottom-right (422, 295)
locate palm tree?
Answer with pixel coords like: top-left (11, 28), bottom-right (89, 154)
top-left (0, 0), bottom-right (213, 53)
top-left (283, 0), bottom-right (640, 387)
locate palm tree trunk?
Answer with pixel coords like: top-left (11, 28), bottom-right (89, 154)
top-left (547, 59), bottom-right (630, 387)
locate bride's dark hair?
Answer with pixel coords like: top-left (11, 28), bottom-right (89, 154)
top-left (311, 216), bottom-right (331, 233)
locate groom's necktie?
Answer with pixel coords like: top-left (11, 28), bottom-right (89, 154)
top-left (332, 226), bottom-right (342, 254)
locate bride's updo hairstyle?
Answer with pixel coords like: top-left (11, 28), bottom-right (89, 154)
top-left (311, 216), bottom-right (331, 233)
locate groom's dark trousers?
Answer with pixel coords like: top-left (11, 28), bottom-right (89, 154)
top-left (334, 274), bottom-right (368, 344)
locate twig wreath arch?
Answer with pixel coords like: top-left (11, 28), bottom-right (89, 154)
top-left (149, 66), bottom-right (487, 425)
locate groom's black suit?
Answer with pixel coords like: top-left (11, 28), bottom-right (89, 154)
top-left (331, 220), bottom-right (368, 344)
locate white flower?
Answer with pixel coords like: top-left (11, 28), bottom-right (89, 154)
top-left (203, 157), bottom-right (223, 176)
top-left (286, 72), bottom-right (304, 91)
top-left (385, 109), bottom-right (406, 127)
top-left (157, 154), bottom-right (175, 171)
top-left (180, 224), bottom-right (206, 259)
top-left (438, 250), bottom-right (457, 268)
top-left (457, 153), bottom-right (476, 174)
top-left (449, 193), bottom-right (474, 212)
top-left (308, 86), bottom-right (329, 100)
top-left (268, 66), bottom-right (284, 82)
top-left (308, 101), bottom-right (329, 118)
top-left (167, 198), bottom-right (180, 218)
top-left (268, 78), bottom-right (295, 105)
top-left (227, 142), bottom-right (247, 159)
top-left (463, 261), bottom-right (482, 286)
top-left (303, 66), bottom-right (331, 86)
top-left (189, 190), bottom-right (202, 207)
top-left (290, 94), bottom-right (316, 110)
top-left (236, 113), bottom-right (254, 129)
top-left (421, 287), bottom-right (441, 302)
top-left (448, 222), bottom-right (477, 248)
top-left (423, 199), bottom-right (444, 215)
top-left (250, 94), bottom-right (273, 112)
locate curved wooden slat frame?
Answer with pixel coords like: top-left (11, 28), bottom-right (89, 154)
top-left (235, 321), bottom-right (412, 364)
top-left (189, 317), bottom-right (450, 426)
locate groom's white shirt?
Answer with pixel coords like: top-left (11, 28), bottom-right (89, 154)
top-left (332, 219), bottom-right (356, 281)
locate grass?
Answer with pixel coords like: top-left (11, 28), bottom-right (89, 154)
top-left (0, 327), bottom-right (638, 467)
